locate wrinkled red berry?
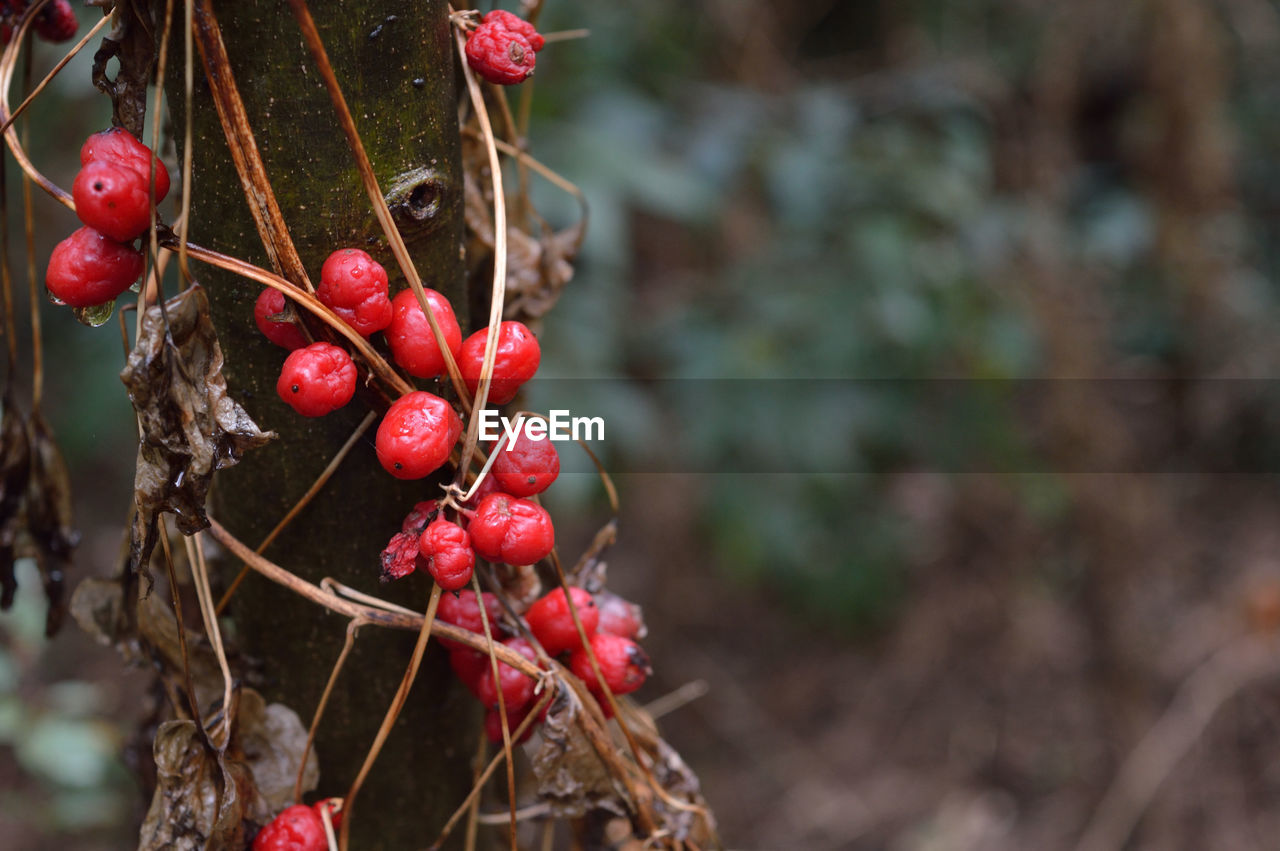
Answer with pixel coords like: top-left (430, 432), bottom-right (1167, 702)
top-left (45, 226), bottom-right (143, 307)
top-left (482, 9), bottom-right (545, 52)
top-left (595, 590), bottom-right (645, 640)
top-left (276, 342), bottom-right (357, 417)
top-left (385, 288), bottom-right (462, 379)
top-left (252, 804), bottom-right (326, 851)
top-left (468, 492), bottom-right (554, 566)
top-left (465, 24), bottom-right (536, 86)
top-left (419, 519), bottom-right (475, 591)
top-left (462, 473), bottom-right (502, 511)
top-left (490, 428), bottom-right (559, 497)
top-left (34, 0), bottom-right (77, 43)
top-left (459, 321), bottom-right (540, 405)
top-left (79, 128), bottom-right (170, 203)
top-left (569, 633), bottom-right (651, 697)
top-left (254, 287), bottom-right (309, 350)
top-left (375, 391), bottom-right (463, 480)
top-left (318, 248), bottom-right (392, 336)
top-left (476, 636), bottom-right (538, 711)
top-left (379, 530), bottom-right (420, 582)
top-left (72, 160), bottom-right (152, 242)
top-left (525, 587), bottom-right (598, 655)
top-left (437, 589), bottom-right (505, 651)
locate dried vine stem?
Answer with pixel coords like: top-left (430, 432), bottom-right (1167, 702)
top-left (0, 13), bottom-right (112, 134)
top-left (294, 618), bottom-right (364, 805)
top-left (285, 0), bottom-right (469, 405)
top-left (472, 571), bottom-right (520, 850)
top-left (0, 1), bottom-right (72, 208)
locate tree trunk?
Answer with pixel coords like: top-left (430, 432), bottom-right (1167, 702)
top-left (161, 2), bottom-right (475, 847)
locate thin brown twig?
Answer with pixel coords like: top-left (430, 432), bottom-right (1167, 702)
top-left (215, 410), bottom-right (377, 614)
top-left (471, 571), bottom-right (519, 850)
top-left (339, 583), bottom-right (443, 851)
top-left (294, 618), bottom-right (364, 805)
top-left (185, 532), bottom-right (234, 748)
top-left (0, 13), bottom-right (111, 135)
top-left (19, 50), bottom-right (38, 411)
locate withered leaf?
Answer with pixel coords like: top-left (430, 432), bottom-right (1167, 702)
top-left (0, 391), bottom-right (30, 610)
top-left (120, 285), bottom-right (274, 576)
top-left (237, 688), bottom-right (319, 820)
top-left (24, 414), bottom-right (78, 636)
top-left (531, 680), bottom-right (629, 818)
top-left (139, 719), bottom-right (253, 851)
top-left (90, 0), bottom-right (156, 138)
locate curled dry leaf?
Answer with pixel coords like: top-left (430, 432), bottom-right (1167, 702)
top-left (531, 679), bottom-right (629, 818)
top-left (0, 392), bottom-right (30, 610)
top-left (237, 687), bottom-right (320, 821)
top-left (23, 414), bottom-right (78, 636)
top-left (139, 718), bottom-right (255, 851)
top-left (120, 285), bottom-right (275, 576)
top-left (90, 0), bottom-right (157, 138)
top-left (462, 137), bottom-right (585, 325)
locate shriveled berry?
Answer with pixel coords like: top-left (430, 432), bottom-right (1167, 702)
top-left (482, 9), bottom-right (545, 52)
top-left (375, 391), bottom-right (462, 480)
top-left (400, 500), bottom-right (440, 534)
top-left (468, 492), bottom-right (554, 566)
top-left (490, 428), bottom-right (559, 497)
top-left (318, 248), bottom-right (392, 336)
top-left (79, 128), bottom-right (170, 203)
top-left (465, 23), bottom-right (536, 86)
top-left (73, 160), bottom-right (152, 242)
top-left (569, 633), bottom-right (651, 697)
top-left (436, 589), bottom-right (504, 651)
top-left (419, 519), bottom-right (475, 591)
top-left (385, 288), bottom-right (462, 378)
top-left (254, 288), bottom-right (309, 350)
top-left (252, 803), bottom-right (326, 851)
top-left (476, 636), bottom-right (538, 711)
top-left (379, 530), bottom-right (420, 582)
top-left (459, 321), bottom-right (540, 405)
top-left (45, 226), bottom-right (143, 307)
top-left (595, 590), bottom-right (645, 640)
top-left (276, 342), bottom-right (357, 417)
top-left (525, 587), bottom-right (598, 655)
top-left (34, 0), bottom-right (77, 43)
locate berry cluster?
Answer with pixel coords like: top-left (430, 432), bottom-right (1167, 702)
top-left (1, 0), bottom-right (78, 45)
top-left (45, 129), bottom-right (170, 308)
top-left (464, 9), bottom-right (545, 86)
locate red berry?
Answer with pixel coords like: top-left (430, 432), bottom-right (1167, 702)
top-left (79, 128), bottom-right (170, 203)
top-left (312, 798), bottom-right (342, 830)
top-left (254, 287), bottom-right (309, 350)
top-left (476, 636), bottom-right (538, 711)
top-left (450, 647), bottom-right (490, 692)
top-left (437, 590), bottom-right (505, 651)
top-left (45, 226), bottom-right (143, 307)
top-left (318, 248), bottom-right (392, 336)
top-left (276, 342), bottom-right (357, 417)
top-left (595, 591), bottom-right (645, 640)
top-left (462, 473), bottom-right (502, 511)
top-left (465, 23), bottom-right (536, 86)
top-left (525, 587), bottom-right (598, 655)
top-left (468, 493), bottom-right (554, 566)
top-left (375, 391), bottom-right (462, 480)
top-left (568, 633), bottom-right (651, 697)
top-left (72, 160), bottom-right (152, 242)
top-left (385, 288), bottom-right (462, 379)
top-left (490, 428), bottom-right (559, 497)
top-left (459, 321), bottom-right (540, 405)
top-left (482, 9), bottom-right (545, 52)
top-left (34, 0), bottom-right (77, 43)
top-left (419, 519), bottom-right (475, 591)
top-left (484, 702), bottom-right (538, 744)
top-left (252, 804), bottom-right (326, 851)
top-left (379, 529), bottom-right (421, 582)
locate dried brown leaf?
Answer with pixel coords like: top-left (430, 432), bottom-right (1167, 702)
top-left (120, 285), bottom-right (275, 576)
top-left (90, 0), bottom-right (156, 138)
top-left (237, 688), bottom-right (319, 820)
top-left (139, 719), bottom-right (254, 850)
top-left (531, 680), bottom-right (629, 818)
top-left (0, 392), bottom-right (29, 610)
top-left (23, 414), bottom-right (78, 636)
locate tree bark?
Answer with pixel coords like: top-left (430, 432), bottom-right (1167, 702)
top-left (161, 2), bottom-right (475, 847)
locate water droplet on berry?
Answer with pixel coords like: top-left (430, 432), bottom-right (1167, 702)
top-left (72, 301), bottom-right (114, 327)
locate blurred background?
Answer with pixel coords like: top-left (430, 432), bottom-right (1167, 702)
top-left (8, 0), bottom-right (1280, 848)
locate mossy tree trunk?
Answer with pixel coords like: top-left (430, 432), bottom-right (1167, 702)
top-left (161, 2), bottom-right (477, 848)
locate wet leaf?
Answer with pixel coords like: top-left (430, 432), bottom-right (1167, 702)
top-left (24, 414), bottom-right (78, 636)
top-left (138, 719), bottom-right (253, 850)
top-left (0, 392), bottom-right (30, 610)
top-left (120, 285), bottom-right (275, 576)
top-left (531, 682), bottom-right (628, 818)
top-left (90, 0), bottom-right (156, 138)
